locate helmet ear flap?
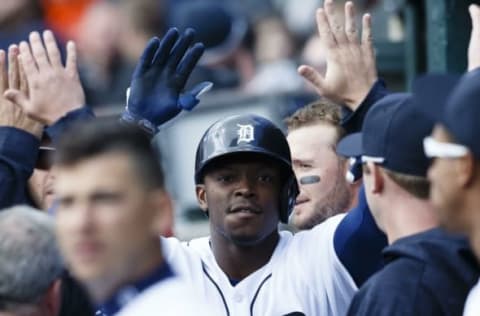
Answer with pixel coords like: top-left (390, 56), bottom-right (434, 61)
top-left (279, 175), bottom-right (299, 223)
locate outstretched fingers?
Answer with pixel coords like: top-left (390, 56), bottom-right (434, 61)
top-left (361, 13), bottom-right (376, 75)
top-left (29, 32), bottom-right (50, 70)
top-left (65, 41), bottom-right (79, 78)
top-left (0, 50), bottom-right (6, 93)
top-left (324, 0), bottom-right (347, 45)
top-left (43, 30), bottom-right (62, 68)
top-left (132, 37), bottom-right (161, 79)
top-left (18, 41), bottom-right (38, 78)
top-left (166, 28), bottom-right (196, 73)
top-left (316, 8), bottom-right (337, 51)
top-left (8, 45), bottom-right (20, 90)
top-left (298, 65), bottom-right (325, 94)
top-left (345, 1), bottom-right (358, 44)
top-left (176, 43), bottom-right (205, 88)
top-left (468, 4), bottom-right (480, 71)
top-left (150, 28), bottom-right (179, 70)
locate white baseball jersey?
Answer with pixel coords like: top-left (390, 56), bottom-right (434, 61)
top-left (463, 278), bottom-right (480, 316)
top-left (163, 214), bottom-right (357, 316)
top-left (115, 276), bottom-right (210, 316)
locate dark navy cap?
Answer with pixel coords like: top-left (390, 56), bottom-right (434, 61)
top-left (337, 93), bottom-right (434, 177)
top-left (416, 68), bottom-right (480, 159)
top-left (169, 1), bottom-right (247, 65)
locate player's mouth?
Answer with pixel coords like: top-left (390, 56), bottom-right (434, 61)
top-left (295, 197), bottom-right (309, 206)
top-left (73, 240), bottom-right (104, 262)
top-left (228, 205), bottom-right (261, 215)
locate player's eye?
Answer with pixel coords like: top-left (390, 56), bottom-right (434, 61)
top-left (299, 163), bottom-right (312, 169)
top-left (91, 192), bottom-right (123, 205)
top-left (258, 173), bottom-right (276, 184)
top-left (57, 196), bottom-right (74, 210)
top-left (216, 173), bottom-right (236, 183)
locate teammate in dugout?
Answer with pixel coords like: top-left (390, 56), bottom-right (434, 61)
top-left (285, 99), bottom-right (361, 230)
top-left (117, 1), bottom-right (388, 315)
top-left (21, 0), bottom-right (388, 314)
top-left (413, 6), bottom-right (480, 314)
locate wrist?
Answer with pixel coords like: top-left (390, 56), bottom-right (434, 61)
top-left (120, 107), bottom-right (159, 136)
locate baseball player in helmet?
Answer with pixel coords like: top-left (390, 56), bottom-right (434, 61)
top-left (194, 114), bottom-right (299, 224)
top-left (154, 108), bottom-right (387, 315)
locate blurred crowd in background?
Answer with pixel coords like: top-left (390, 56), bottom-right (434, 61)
top-left (0, 0), bottom-right (404, 109)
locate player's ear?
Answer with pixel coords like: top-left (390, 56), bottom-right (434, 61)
top-left (43, 278), bottom-right (62, 316)
top-left (371, 163), bottom-right (384, 194)
top-left (196, 184), bottom-right (208, 214)
top-left (455, 152), bottom-right (475, 188)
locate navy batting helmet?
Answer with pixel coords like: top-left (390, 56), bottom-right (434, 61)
top-left (194, 114), bottom-right (299, 223)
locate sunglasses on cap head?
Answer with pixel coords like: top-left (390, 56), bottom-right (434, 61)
top-left (35, 146), bottom-right (55, 170)
top-left (423, 136), bottom-right (469, 159)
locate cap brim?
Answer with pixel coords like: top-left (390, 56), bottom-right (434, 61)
top-left (336, 133), bottom-right (363, 158)
top-left (412, 74), bottom-right (461, 123)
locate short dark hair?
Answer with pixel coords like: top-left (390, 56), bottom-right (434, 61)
top-left (55, 118), bottom-right (164, 189)
top-left (362, 164), bottom-right (430, 199)
top-left (383, 168), bottom-right (430, 200)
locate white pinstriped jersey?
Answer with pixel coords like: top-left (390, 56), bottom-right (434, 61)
top-left (162, 214), bottom-right (357, 316)
top-left (115, 277), bottom-right (209, 316)
top-left (463, 278), bottom-right (480, 316)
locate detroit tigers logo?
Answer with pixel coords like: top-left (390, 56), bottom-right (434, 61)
top-left (237, 124), bottom-right (255, 144)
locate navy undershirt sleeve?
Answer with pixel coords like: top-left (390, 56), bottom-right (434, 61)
top-left (0, 127), bottom-right (39, 208)
top-left (341, 79), bottom-right (389, 134)
top-left (333, 186), bottom-right (387, 287)
top-left (45, 106), bottom-right (95, 143)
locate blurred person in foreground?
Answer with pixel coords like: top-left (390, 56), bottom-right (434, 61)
top-left (286, 99), bottom-right (360, 229)
top-left (419, 5), bottom-right (480, 315)
top-left (0, 206), bottom-right (63, 316)
top-left (53, 119), bottom-right (208, 315)
top-left (0, 30), bottom-right (93, 211)
top-left (0, 30), bottom-right (100, 316)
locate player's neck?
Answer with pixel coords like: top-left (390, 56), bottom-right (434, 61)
top-left (88, 241), bottom-right (164, 303)
top-left (210, 231), bottom-right (279, 281)
top-left (382, 194), bottom-right (438, 244)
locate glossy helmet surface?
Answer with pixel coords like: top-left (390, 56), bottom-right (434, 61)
top-left (194, 114), bottom-right (299, 223)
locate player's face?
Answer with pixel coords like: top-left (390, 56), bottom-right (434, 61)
top-left (288, 124), bottom-right (352, 229)
top-left (197, 156), bottom-right (282, 246)
top-left (427, 125), bottom-right (469, 232)
top-left (54, 153), bottom-right (167, 290)
top-left (28, 168), bottom-right (56, 210)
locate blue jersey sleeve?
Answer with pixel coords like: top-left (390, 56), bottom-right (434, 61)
top-left (341, 79), bottom-right (389, 134)
top-left (333, 186), bottom-right (387, 287)
top-left (45, 106), bottom-right (95, 143)
top-left (0, 127), bottom-right (40, 208)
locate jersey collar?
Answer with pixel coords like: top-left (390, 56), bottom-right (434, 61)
top-left (97, 262), bottom-right (174, 316)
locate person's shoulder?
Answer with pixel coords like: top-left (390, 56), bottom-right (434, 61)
top-left (291, 214), bottom-right (345, 242)
top-left (161, 235), bottom-right (212, 268)
top-left (347, 264), bottom-right (420, 316)
top-left (117, 277), bottom-right (210, 316)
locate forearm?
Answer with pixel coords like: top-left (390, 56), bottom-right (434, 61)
top-left (333, 186), bottom-right (388, 287)
top-left (341, 79), bottom-right (389, 134)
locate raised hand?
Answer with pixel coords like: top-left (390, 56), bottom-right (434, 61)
top-left (124, 28), bottom-right (207, 135)
top-left (4, 30), bottom-right (85, 125)
top-left (468, 4), bottom-right (480, 71)
top-left (0, 45), bottom-right (43, 138)
top-left (298, 0), bottom-right (377, 110)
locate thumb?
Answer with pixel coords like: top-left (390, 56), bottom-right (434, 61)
top-left (178, 81), bottom-right (213, 111)
top-left (4, 89), bottom-right (29, 110)
top-left (298, 65), bottom-right (326, 95)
